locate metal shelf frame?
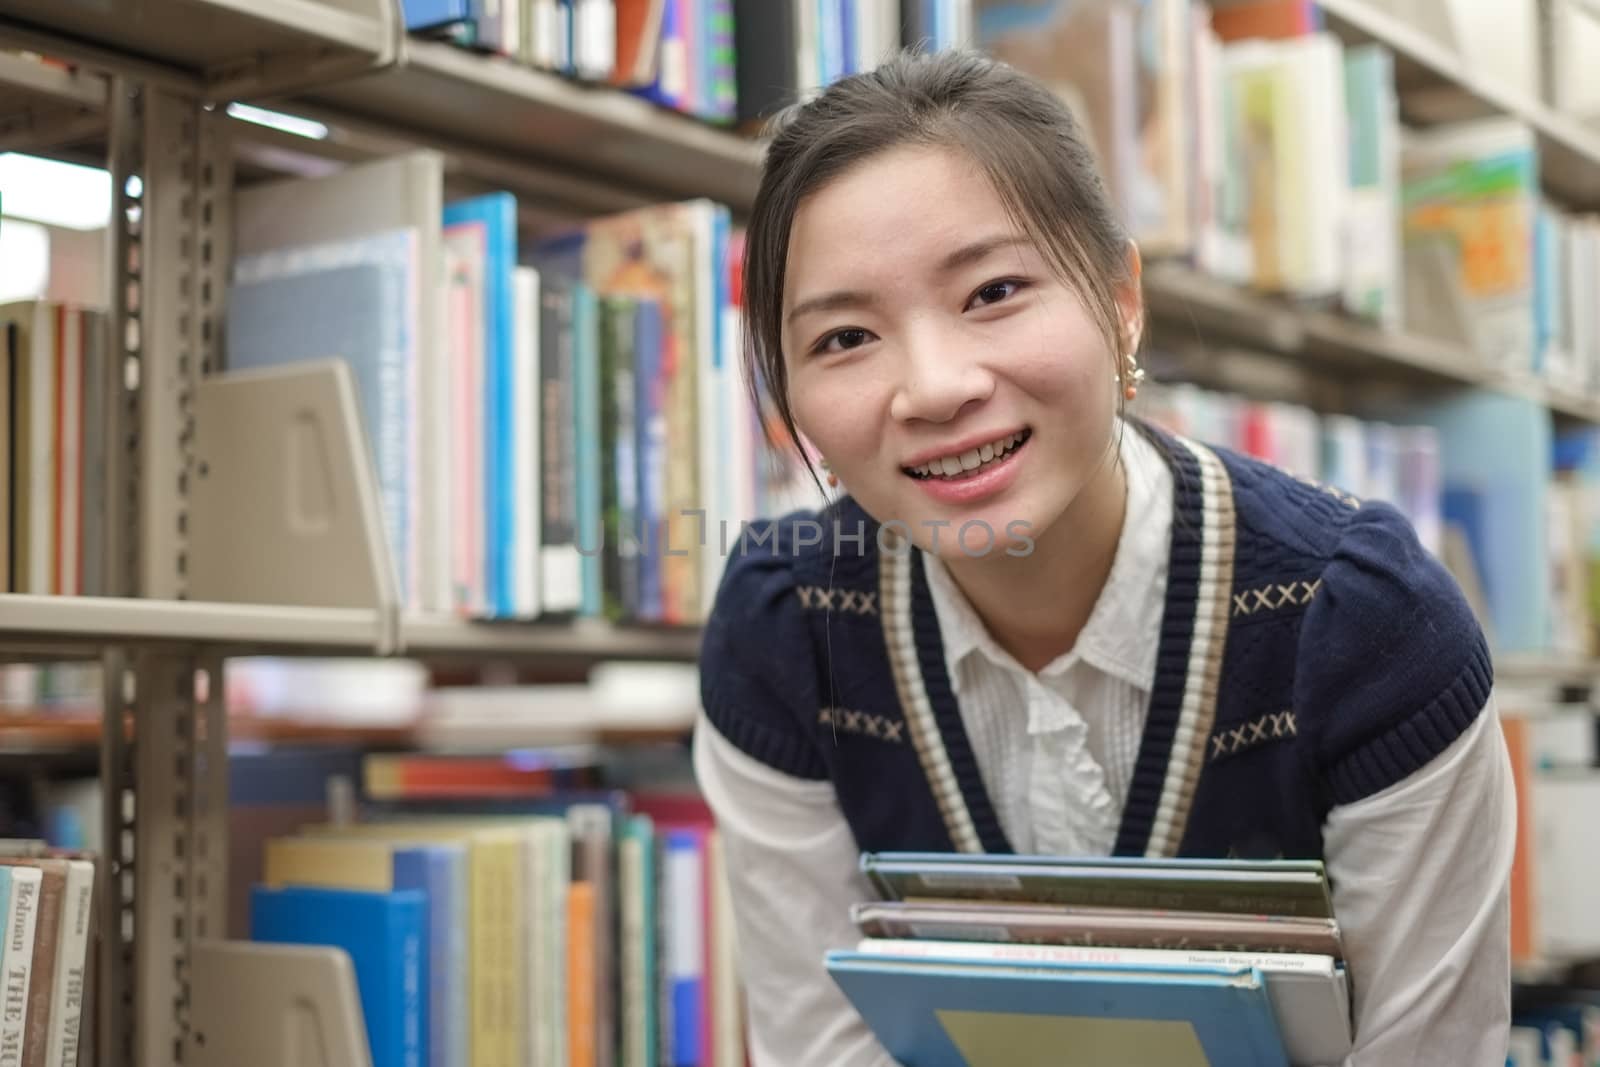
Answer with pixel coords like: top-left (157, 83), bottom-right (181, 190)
top-left (3, 1), bottom-right (1600, 1065)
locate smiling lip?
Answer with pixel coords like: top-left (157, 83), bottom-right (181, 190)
top-left (906, 431), bottom-right (1031, 507)
top-left (901, 427), bottom-right (1030, 471)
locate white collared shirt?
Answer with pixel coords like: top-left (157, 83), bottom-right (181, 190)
top-left (923, 424), bottom-right (1173, 858)
top-left (694, 425), bottom-right (1515, 1067)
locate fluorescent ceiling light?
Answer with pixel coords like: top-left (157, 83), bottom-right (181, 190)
top-left (225, 102), bottom-right (329, 141)
top-left (0, 153), bottom-right (110, 231)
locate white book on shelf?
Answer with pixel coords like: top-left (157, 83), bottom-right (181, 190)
top-left (512, 267), bottom-right (543, 619)
top-left (234, 150), bottom-right (449, 617)
top-left (43, 860), bottom-right (92, 1067)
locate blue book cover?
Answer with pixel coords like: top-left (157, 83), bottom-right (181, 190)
top-left (827, 953), bottom-right (1289, 1067)
top-left (633, 0), bottom-right (685, 110)
top-left (1400, 391), bottom-right (1552, 653)
top-left (400, 0), bottom-right (473, 29)
top-left (663, 828), bottom-right (703, 1067)
top-left (251, 885), bottom-right (428, 1067)
top-left (393, 845), bottom-right (467, 1067)
top-left (443, 193), bottom-right (519, 619)
top-left (0, 867), bottom-right (11, 976)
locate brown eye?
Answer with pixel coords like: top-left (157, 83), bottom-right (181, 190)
top-left (968, 279), bottom-right (1024, 310)
top-left (818, 327), bottom-right (875, 354)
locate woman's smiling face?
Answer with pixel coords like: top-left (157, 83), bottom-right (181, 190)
top-left (781, 143), bottom-right (1131, 559)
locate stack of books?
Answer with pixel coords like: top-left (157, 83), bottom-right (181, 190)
top-left (826, 852), bottom-right (1353, 1067)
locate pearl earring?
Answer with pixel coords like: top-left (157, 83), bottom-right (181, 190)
top-left (1122, 352), bottom-right (1145, 402)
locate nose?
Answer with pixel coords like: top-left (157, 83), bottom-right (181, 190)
top-left (888, 326), bottom-right (996, 425)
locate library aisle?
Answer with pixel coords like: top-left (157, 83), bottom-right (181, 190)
top-left (2, 0), bottom-right (1600, 1065)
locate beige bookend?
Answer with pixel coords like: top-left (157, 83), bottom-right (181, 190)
top-left (189, 360), bottom-right (399, 651)
top-left (186, 940), bottom-right (373, 1067)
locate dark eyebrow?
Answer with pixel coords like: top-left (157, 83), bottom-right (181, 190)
top-left (938, 235), bottom-right (1027, 274)
top-left (784, 236), bottom-right (1026, 327)
top-left (785, 289), bottom-right (879, 326)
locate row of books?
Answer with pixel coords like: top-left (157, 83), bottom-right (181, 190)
top-left (979, 1), bottom-right (1600, 398)
top-left (1135, 380), bottom-right (1444, 556)
top-left (227, 152), bottom-right (799, 625)
top-left (0, 845), bottom-right (98, 1067)
top-left (401, 0), bottom-right (973, 125)
top-left (250, 786), bottom-right (742, 1067)
top-left (1139, 369), bottom-right (1600, 658)
top-left (1510, 1001), bottom-right (1600, 1067)
top-left (829, 851), bottom-right (1351, 1067)
top-left (0, 304), bottom-right (112, 599)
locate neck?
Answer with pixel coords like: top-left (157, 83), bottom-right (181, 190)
top-left (939, 436), bottom-right (1130, 673)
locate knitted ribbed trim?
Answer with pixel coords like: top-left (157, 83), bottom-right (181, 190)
top-left (879, 529), bottom-right (986, 852)
top-left (1323, 634), bottom-right (1495, 805)
top-left (1145, 438), bottom-right (1236, 857)
top-left (1114, 425), bottom-right (1209, 857)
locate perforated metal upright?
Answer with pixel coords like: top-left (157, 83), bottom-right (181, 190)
top-left (97, 77), bottom-right (235, 1067)
top-left (0, 5), bottom-right (397, 1063)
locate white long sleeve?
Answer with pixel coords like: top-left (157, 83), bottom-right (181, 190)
top-left (693, 713), bottom-right (897, 1067)
top-left (1323, 697), bottom-right (1516, 1067)
top-left (695, 695), bottom-right (1514, 1067)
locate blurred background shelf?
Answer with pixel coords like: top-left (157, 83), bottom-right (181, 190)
top-left (1312, 0), bottom-right (1600, 208)
top-left (0, 0), bottom-right (395, 92)
top-left (292, 37), bottom-right (763, 212)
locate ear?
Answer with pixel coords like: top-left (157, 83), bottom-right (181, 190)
top-left (1116, 240), bottom-right (1145, 355)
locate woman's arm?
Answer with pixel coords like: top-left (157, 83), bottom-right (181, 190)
top-left (693, 713), bottom-right (898, 1067)
top-left (1323, 696), bottom-right (1515, 1067)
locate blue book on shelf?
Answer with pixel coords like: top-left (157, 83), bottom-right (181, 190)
top-left (443, 192), bottom-right (519, 619)
top-left (663, 828), bottom-right (704, 1067)
top-left (827, 952), bottom-right (1290, 1067)
top-left (393, 845), bottom-right (467, 1067)
top-left (400, 0), bottom-right (473, 30)
top-left (251, 885), bottom-right (429, 1067)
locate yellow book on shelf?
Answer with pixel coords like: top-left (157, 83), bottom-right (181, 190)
top-left (301, 821), bottom-right (529, 1067)
top-left (263, 837), bottom-right (397, 893)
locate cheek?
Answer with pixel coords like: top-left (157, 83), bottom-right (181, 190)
top-left (1002, 316), bottom-right (1117, 411)
top-left (789, 367), bottom-right (888, 467)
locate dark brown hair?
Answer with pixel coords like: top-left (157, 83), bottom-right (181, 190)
top-left (742, 48), bottom-right (1140, 478)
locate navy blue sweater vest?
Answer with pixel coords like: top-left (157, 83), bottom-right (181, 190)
top-left (697, 421), bottom-right (1494, 862)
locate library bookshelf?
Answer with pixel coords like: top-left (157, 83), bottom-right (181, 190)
top-left (3, 1), bottom-right (1600, 1065)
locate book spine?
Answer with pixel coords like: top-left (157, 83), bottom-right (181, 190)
top-left (18, 866), bottom-right (60, 1067)
top-left (43, 863), bottom-right (91, 1067)
top-left (854, 938), bottom-right (1335, 974)
top-left (0, 868), bottom-right (42, 1067)
top-left (879, 869), bottom-right (1332, 918)
top-left (664, 832), bottom-right (702, 1067)
top-left (567, 882), bottom-right (597, 1067)
top-left (470, 839), bottom-right (522, 1066)
top-left (539, 280), bottom-right (581, 613)
top-left (512, 267), bottom-right (542, 618)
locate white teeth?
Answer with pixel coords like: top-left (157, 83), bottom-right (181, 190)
top-left (909, 430), bottom-right (1028, 480)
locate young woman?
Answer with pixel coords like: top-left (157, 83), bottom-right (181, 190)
top-left (694, 49), bottom-right (1514, 1066)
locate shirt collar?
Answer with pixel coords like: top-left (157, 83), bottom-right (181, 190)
top-left (921, 421), bottom-right (1173, 694)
